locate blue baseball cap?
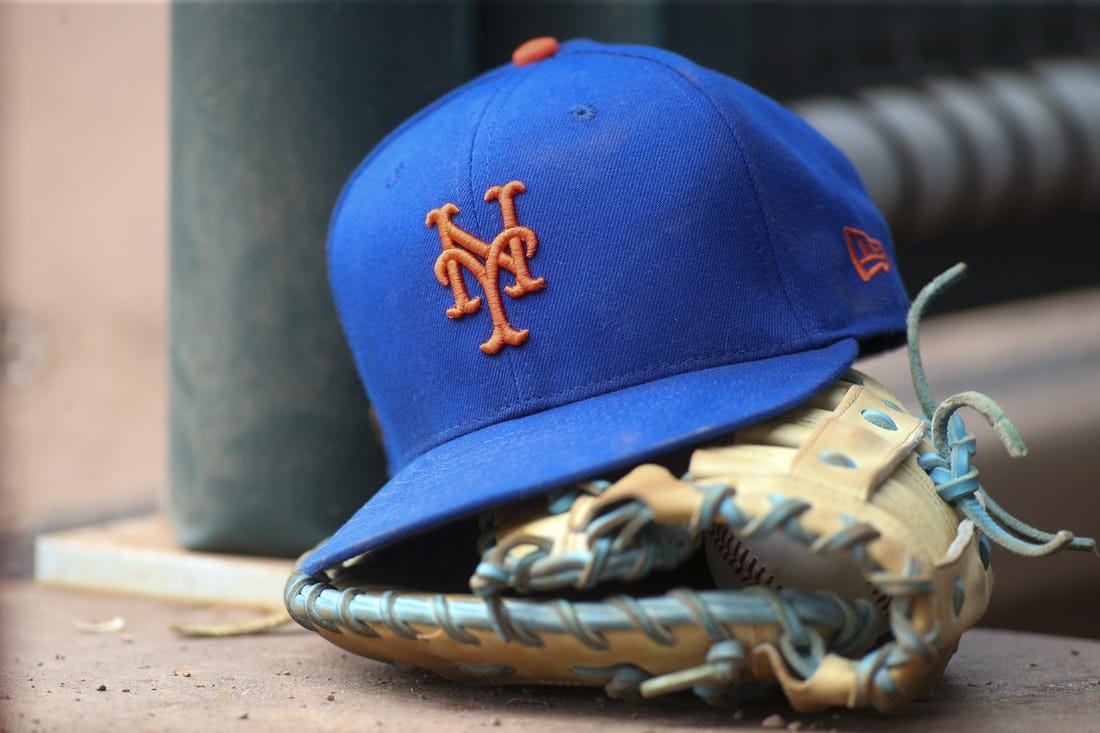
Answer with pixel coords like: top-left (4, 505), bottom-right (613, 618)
top-left (302, 38), bottom-right (909, 575)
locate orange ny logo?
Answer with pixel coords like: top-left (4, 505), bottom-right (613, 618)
top-left (427, 181), bottom-right (546, 355)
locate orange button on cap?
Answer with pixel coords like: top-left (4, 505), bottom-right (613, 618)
top-left (512, 37), bottom-right (559, 67)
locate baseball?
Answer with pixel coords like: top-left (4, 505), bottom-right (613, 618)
top-left (705, 525), bottom-right (892, 614)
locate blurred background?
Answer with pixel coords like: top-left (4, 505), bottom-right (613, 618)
top-left (2, 1), bottom-right (1097, 638)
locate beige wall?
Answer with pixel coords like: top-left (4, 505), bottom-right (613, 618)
top-left (0, 2), bottom-right (169, 537)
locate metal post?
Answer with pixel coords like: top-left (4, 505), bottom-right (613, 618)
top-left (168, 1), bottom-right (474, 557)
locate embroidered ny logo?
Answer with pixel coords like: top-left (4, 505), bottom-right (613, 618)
top-left (427, 181), bottom-right (546, 355)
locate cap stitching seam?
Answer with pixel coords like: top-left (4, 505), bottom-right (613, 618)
top-left (689, 78), bottom-right (815, 341)
top-left (568, 47), bottom-right (813, 340)
top-left (396, 336), bottom-right (828, 466)
top-left (469, 62), bottom-right (535, 397)
top-left (488, 67), bottom-right (540, 398)
top-left (325, 65), bottom-right (513, 261)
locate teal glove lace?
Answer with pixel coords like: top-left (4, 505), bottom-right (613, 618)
top-left (908, 263), bottom-right (1096, 558)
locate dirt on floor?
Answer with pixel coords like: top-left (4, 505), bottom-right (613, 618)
top-left (3, 580), bottom-right (1100, 733)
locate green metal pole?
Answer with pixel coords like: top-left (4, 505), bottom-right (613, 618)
top-left (168, 1), bottom-right (475, 557)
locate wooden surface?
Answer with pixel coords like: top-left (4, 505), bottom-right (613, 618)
top-left (34, 513), bottom-right (293, 610)
top-left (1, 579), bottom-right (1098, 732)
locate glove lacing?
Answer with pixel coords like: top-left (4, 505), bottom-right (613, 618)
top-left (908, 263), bottom-right (1096, 558)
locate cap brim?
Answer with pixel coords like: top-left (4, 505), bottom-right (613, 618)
top-left (301, 339), bottom-right (858, 575)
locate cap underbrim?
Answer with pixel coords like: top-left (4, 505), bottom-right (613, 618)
top-left (301, 338), bottom-right (859, 575)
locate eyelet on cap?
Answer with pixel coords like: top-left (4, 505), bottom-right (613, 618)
top-left (512, 37), bottom-right (559, 66)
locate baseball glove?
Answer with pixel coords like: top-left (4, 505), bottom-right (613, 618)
top-left (284, 264), bottom-right (1095, 714)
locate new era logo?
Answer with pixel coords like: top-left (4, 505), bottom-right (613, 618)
top-left (844, 227), bottom-right (891, 282)
top-left (427, 181), bottom-right (546, 355)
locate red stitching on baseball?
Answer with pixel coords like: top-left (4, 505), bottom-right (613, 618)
top-left (709, 526), bottom-right (780, 589)
top-left (868, 583), bottom-right (893, 613)
top-left (712, 528), bottom-right (891, 612)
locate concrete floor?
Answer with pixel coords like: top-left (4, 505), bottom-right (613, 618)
top-left (3, 579), bottom-right (1099, 733)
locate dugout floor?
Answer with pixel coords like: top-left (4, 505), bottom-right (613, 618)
top-left (3, 577), bottom-right (1099, 733)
